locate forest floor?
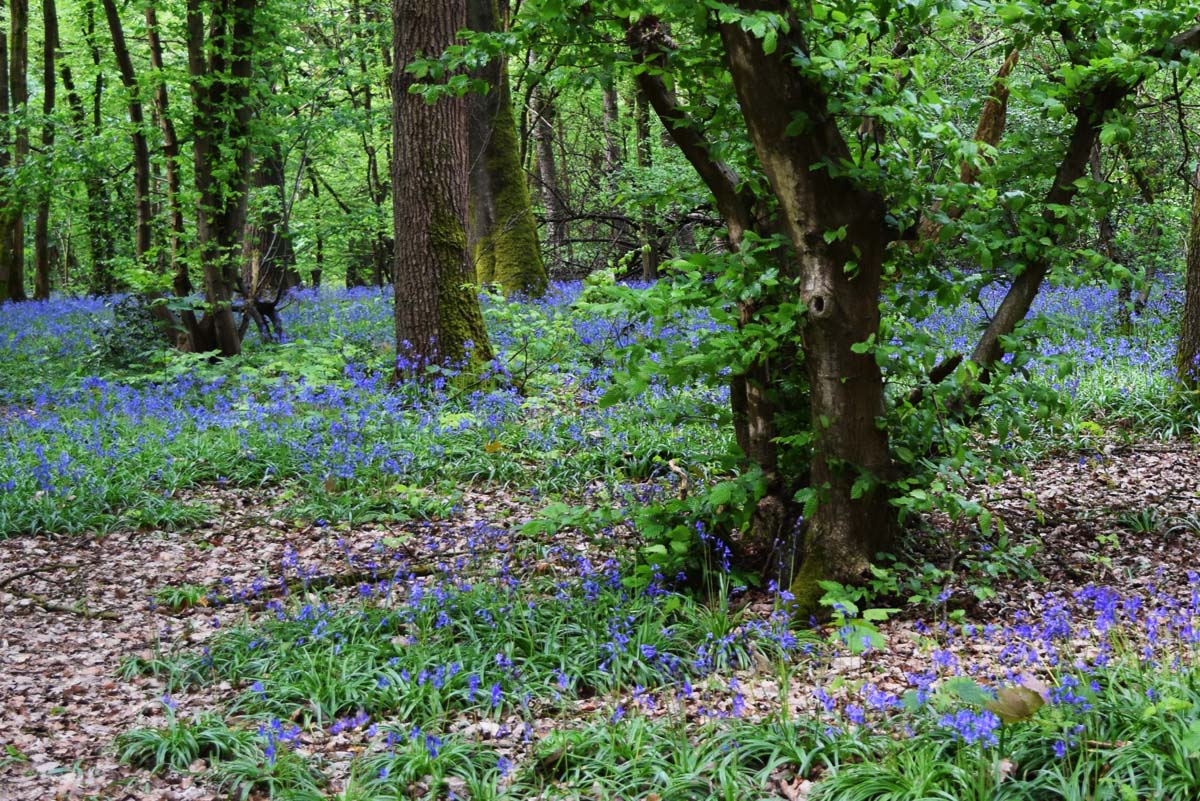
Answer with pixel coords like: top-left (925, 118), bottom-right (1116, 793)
top-left (2, 444), bottom-right (1199, 800)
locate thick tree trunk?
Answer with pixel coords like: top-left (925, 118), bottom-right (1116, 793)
top-left (102, 0), bottom-right (152, 263)
top-left (720, 10), bottom-right (894, 612)
top-left (146, 1), bottom-right (188, 295)
top-left (32, 0), bottom-right (55, 300)
top-left (1178, 164), bottom-right (1200, 390)
top-left (392, 0), bottom-right (492, 373)
top-left (467, 46), bottom-right (547, 295)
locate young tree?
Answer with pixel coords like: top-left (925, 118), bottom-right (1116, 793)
top-left (392, 0), bottom-right (492, 373)
top-left (1179, 164), bottom-right (1200, 389)
top-left (101, 0), bottom-right (153, 265)
top-left (33, 0), bottom-right (58, 300)
top-left (601, 2), bottom-right (1200, 612)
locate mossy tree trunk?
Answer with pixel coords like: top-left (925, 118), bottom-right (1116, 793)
top-left (467, 0), bottom-right (547, 298)
top-left (393, 0), bottom-right (493, 374)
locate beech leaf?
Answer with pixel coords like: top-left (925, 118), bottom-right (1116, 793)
top-left (985, 686), bottom-right (1044, 724)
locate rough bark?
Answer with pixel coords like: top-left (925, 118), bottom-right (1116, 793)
top-left (32, 0), bottom-right (56, 299)
top-left (392, 0), bottom-right (492, 374)
top-left (101, 0), bottom-right (152, 263)
top-left (720, 5), bottom-right (894, 612)
top-left (1178, 163), bottom-right (1200, 389)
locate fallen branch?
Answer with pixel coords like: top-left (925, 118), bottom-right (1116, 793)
top-left (0, 562), bottom-right (80, 591)
top-left (7, 590), bottom-right (120, 620)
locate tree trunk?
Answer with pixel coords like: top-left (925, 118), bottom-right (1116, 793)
top-left (392, 0), bottom-right (492, 374)
top-left (145, 1), bottom-right (188, 295)
top-left (101, 0), bottom-right (153, 264)
top-left (720, 11), bottom-right (894, 612)
top-left (0, 20), bottom-right (11, 301)
top-left (72, 1), bottom-right (115, 294)
top-left (31, 0), bottom-right (55, 299)
top-left (531, 88), bottom-right (567, 258)
top-left (0, 0), bottom-right (29, 301)
top-left (634, 86), bottom-right (658, 281)
top-left (185, 0), bottom-right (257, 356)
top-left (242, 139), bottom-right (299, 303)
top-left (348, 0), bottom-right (391, 287)
top-left (1177, 164), bottom-right (1200, 390)
top-left (602, 81), bottom-right (622, 173)
top-left (467, 0), bottom-right (546, 297)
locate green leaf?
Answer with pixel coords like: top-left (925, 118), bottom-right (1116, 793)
top-left (943, 677), bottom-right (992, 706)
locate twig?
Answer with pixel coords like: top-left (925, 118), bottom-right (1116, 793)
top-left (667, 459), bottom-right (689, 501)
top-left (8, 590), bottom-right (120, 620)
top-left (0, 562), bottom-right (79, 592)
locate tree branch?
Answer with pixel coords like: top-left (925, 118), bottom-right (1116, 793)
top-left (626, 16), bottom-right (757, 247)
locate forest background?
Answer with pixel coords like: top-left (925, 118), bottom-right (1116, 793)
top-left (6, 0), bottom-right (1200, 799)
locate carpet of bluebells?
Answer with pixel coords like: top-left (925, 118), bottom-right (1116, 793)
top-left (4, 281), bottom-right (1200, 800)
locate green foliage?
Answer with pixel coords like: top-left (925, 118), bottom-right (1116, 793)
top-left (117, 708), bottom-right (256, 774)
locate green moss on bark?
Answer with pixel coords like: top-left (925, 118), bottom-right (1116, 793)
top-left (473, 67), bottom-right (547, 298)
top-left (787, 538), bottom-right (831, 622)
top-left (432, 208), bottom-right (493, 370)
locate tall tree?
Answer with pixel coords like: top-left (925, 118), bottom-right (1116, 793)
top-left (392, 0), bottom-right (492, 373)
top-left (33, 0), bottom-right (57, 299)
top-left (101, 0), bottom-right (152, 264)
top-left (531, 87), bottom-right (566, 254)
top-left (0, 0), bottom-right (29, 301)
top-left (467, 0), bottom-right (547, 297)
top-left (145, 0), bottom-right (188, 295)
top-left (183, 0), bottom-right (259, 355)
